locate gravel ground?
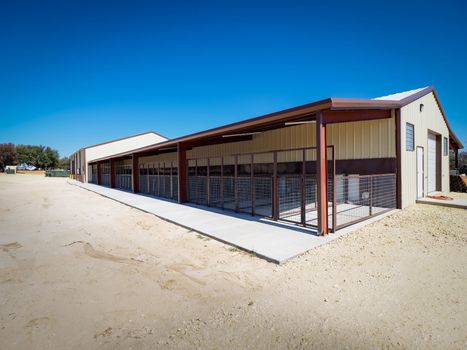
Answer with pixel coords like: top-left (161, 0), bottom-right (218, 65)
top-left (0, 174), bottom-right (466, 349)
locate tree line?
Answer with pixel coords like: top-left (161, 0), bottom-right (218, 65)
top-left (0, 143), bottom-right (70, 171)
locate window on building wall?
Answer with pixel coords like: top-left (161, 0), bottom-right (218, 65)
top-left (444, 137), bottom-right (448, 156)
top-left (406, 123), bottom-right (415, 151)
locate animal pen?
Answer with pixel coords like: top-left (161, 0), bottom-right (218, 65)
top-left (84, 87), bottom-right (462, 235)
top-left (86, 108), bottom-right (403, 235)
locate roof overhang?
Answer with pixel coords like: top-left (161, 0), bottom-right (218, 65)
top-left (88, 86), bottom-right (463, 163)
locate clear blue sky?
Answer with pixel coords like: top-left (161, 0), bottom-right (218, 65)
top-left (1, 0), bottom-right (466, 157)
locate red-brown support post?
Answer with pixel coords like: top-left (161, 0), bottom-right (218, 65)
top-left (132, 154), bottom-right (139, 193)
top-left (454, 146), bottom-right (459, 169)
top-left (301, 148), bottom-right (306, 225)
top-left (316, 110), bottom-right (329, 235)
top-left (97, 162), bottom-right (102, 185)
top-left (110, 159), bottom-right (116, 188)
top-left (177, 143), bottom-right (188, 203)
top-left (207, 157), bottom-right (211, 207)
top-left (331, 146), bottom-right (337, 232)
top-left (272, 151), bottom-right (278, 220)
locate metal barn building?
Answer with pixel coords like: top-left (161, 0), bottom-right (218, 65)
top-left (77, 87), bottom-right (463, 235)
top-left (70, 131), bottom-right (167, 183)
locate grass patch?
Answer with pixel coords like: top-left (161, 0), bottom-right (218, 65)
top-left (196, 234), bottom-right (210, 241)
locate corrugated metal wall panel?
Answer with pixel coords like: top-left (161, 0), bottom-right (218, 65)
top-left (187, 117), bottom-right (395, 161)
top-left (400, 92), bottom-right (450, 208)
top-left (139, 152), bottom-right (177, 165)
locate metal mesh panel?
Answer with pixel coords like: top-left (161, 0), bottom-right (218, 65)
top-left (278, 176), bottom-right (302, 222)
top-left (115, 161), bottom-right (132, 191)
top-left (237, 177), bottom-right (252, 212)
top-left (334, 174), bottom-right (396, 229)
top-left (254, 177), bottom-right (272, 217)
top-left (223, 176), bottom-right (235, 210)
top-left (304, 175), bottom-right (317, 225)
top-left (188, 176), bottom-right (197, 202)
top-left (196, 176), bottom-right (207, 205)
top-left (277, 150), bottom-right (303, 224)
top-left (160, 175), bottom-right (172, 199)
top-left (90, 164), bottom-right (98, 184)
top-left (209, 176), bottom-right (222, 207)
top-left (101, 162), bottom-right (111, 187)
top-left (172, 175), bottom-right (178, 200)
top-left (371, 174), bottom-right (396, 212)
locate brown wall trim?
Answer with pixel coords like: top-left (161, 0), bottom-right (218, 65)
top-left (336, 158), bottom-right (396, 175)
top-left (323, 109), bottom-right (391, 124)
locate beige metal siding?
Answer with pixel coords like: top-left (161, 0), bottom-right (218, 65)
top-left (400, 92), bottom-right (450, 208)
top-left (187, 116), bottom-right (396, 161)
top-left (139, 152), bottom-right (178, 165)
top-left (85, 133), bottom-right (167, 163)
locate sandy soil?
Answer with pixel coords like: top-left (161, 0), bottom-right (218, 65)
top-left (0, 174), bottom-right (466, 349)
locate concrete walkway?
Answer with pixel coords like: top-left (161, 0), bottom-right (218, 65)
top-left (416, 197), bottom-right (467, 209)
top-left (68, 180), bottom-right (394, 263)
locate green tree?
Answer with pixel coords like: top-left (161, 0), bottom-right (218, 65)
top-left (0, 143), bottom-right (17, 171)
top-left (58, 157), bottom-right (70, 170)
top-left (15, 144), bottom-right (60, 169)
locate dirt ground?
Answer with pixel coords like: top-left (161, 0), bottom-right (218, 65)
top-left (0, 174), bottom-right (466, 349)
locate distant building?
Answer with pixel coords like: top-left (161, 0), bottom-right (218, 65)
top-left (70, 131), bottom-right (167, 183)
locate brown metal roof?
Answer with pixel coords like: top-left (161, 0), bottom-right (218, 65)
top-left (88, 87), bottom-right (463, 163)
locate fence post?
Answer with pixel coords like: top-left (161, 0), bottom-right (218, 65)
top-left (301, 149), bottom-right (306, 225)
top-left (369, 175), bottom-right (373, 216)
top-left (220, 156), bottom-right (224, 210)
top-left (332, 146), bottom-right (337, 233)
top-left (251, 154), bottom-right (255, 216)
top-left (234, 155), bottom-right (239, 212)
top-left (132, 154), bottom-right (139, 194)
top-left (316, 110), bottom-right (329, 236)
top-left (207, 158), bottom-right (210, 207)
top-left (273, 151), bottom-right (279, 220)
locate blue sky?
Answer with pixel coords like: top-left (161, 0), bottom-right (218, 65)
top-left (1, 0), bottom-right (466, 157)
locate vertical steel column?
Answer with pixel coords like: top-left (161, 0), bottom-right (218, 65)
top-left (234, 155), bottom-right (239, 212)
top-left (170, 161), bottom-right (173, 199)
top-left (110, 159), bottom-right (116, 188)
top-left (301, 148), bottom-right (306, 225)
top-left (194, 159), bottom-right (198, 204)
top-left (132, 154), bottom-right (139, 193)
top-left (316, 110), bottom-right (329, 235)
top-left (220, 156), bottom-right (224, 209)
top-left (369, 175), bottom-right (373, 216)
top-left (331, 146), bottom-right (337, 233)
top-left (207, 158), bottom-right (210, 207)
top-left (251, 154), bottom-right (255, 216)
top-left (272, 151), bottom-right (278, 220)
top-left (157, 162), bottom-right (161, 197)
top-left (97, 162), bottom-right (102, 186)
top-left (177, 143), bottom-right (188, 203)
top-left (146, 163), bottom-right (150, 194)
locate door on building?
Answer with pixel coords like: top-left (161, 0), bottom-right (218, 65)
top-left (427, 133), bottom-right (437, 193)
top-left (416, 146), bottom-right (424, 198)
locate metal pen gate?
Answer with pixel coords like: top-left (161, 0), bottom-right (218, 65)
top-left (115, 160), bottom-right (132, 191)
top-left (100, 162), bottom-right (111, 187)
top-left (186, 146), bottom-right (335, 231)
top-left (139, 161), bottom-right (178, 200)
